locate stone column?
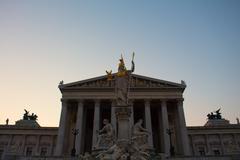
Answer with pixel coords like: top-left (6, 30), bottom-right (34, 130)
top-left (55, 100), bottom-right (68, 156)
top-left (7, 135), bottom-right (13, 150)
top-left (205, 134), bottom-right (210, 155)
top-left (219, 134), bottom-right (225, 154)
top-left (35, 135), bottom-right (41, 155)
top-left (49, 135), bottom-right (55, 156)
top-left (145, 100), bottom-right (153, 147)
top-left (160, 100), bottom-right (170, 156)
top-left (111, 100), bottom-right (117, 137)
top-left (92, 100), bottom-right (100, 149)
top-left (176, 100), bottom-right (191, 155)
top-left (189, 135), bottom-right (196, 155)
top-left (76, 100), bottom-right (84, 155)
top-left (4, 135), bottom-right (13, 157)
top-left (21, 135), bottom-right (26, 154)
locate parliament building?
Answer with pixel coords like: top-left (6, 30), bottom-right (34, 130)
top-left (0, 67), bottom-right (240, 160)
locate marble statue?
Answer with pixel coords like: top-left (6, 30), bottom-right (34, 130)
top-left (81, 152), bottom-right (93, 160)
top-left (129, 138), bottom-right (150, 160)
top-left (96, 142), bottom-right (126, 160)
top-left (131, 119), bottom-right (150, 148)
top-left (95, 119), bottom-right (115, 149)
top-left (132, 119), bottom-right (149, 137)
top-left (98, 53), bottom-right (150, 160)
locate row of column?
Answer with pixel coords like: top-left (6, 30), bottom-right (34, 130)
top-left (55, 99), bottom-right (190, 156)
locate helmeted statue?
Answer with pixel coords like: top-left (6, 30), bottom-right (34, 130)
top-left (100, 53), bottom-right (151, 160)
top-left (115, 56), bottom-right (129, 106)
top-left (114, 54), bottom-right (135, 106)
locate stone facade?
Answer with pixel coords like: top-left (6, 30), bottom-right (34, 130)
top-left (0, 125), bottom-right (57, 159)
top-left (188, 125), bottom-right (240, 156)
top-left (0, 74), bottom-right (239, 160)
top-left (54, 74), bottom-right (190, 157)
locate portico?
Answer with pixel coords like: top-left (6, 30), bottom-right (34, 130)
top-left (54, 74), bottom-right (190, 156)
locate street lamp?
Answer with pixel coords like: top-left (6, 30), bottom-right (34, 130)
top-left (71, 128), bottom-right (79, 157)
top-left (166, 128), bottom-right (175, 156)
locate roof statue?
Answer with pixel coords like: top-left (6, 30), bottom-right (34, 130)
top-left (6, 118), bottom-right (9, 125)
top-left (205, 108), bottom-right (230, 126)
top-left (207, 108), bottom-right (222, 120)
top-left (15, 109), bottom-right (40, 127)
top-left (106, 70), bottom-right (113, 81)
top-left (59, 80), bottom-right (64, 85)
top-left (23, 109), bottom-right (38, 121)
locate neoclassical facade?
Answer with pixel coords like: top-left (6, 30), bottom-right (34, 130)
top-left (0, 74), bottom-right (240, 160)
top-left (55, 74), bottom-right (190, 156)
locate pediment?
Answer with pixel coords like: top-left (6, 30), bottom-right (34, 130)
top-left (59, 74), bottom-right (186, 90)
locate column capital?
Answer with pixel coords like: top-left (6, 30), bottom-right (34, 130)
top-left (177, 98), bottom-right (184, 102)
top-left (110, 99), bottom-right (116, 104)
top-left (160, 99), bottom-right (168, 105)
top-left (144, 99), bottom-right (151, 105)
top-left (177, 99), bottom-right (184, 106)
top-left (94, 99), bottom-right (101, 104)
top-left (76, 99), bottom-right (84, 103)
top-left (60, 98), bottom-right (68, 103)
top-left (128, 99), bottom-right (134, 105)
top-left (160, 99), bottom-right (168, 102)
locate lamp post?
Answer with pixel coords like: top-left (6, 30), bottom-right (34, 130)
top-left (71, 128), bottom-right (79, 157)
top-left (167, 128), bottom-right (175, 156)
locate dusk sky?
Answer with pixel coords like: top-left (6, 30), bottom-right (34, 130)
top-left (0, 0), bottom-right (239, 127)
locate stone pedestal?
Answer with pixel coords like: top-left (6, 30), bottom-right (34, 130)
top-left (115, 106), bottom-right (132, 141)
top-left (204, 119), bottom-right (230, 127)
top-left (15, 120), bottom-right (40, 127)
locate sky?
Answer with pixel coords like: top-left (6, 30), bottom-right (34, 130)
top-left (0, 0), bottom-right (239, 127)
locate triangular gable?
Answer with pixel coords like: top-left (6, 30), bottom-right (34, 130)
top-left (59, 74), bottom-right (186, 90)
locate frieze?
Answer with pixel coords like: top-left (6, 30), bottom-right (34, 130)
top-left (60, 74), bottom-right (185, 90)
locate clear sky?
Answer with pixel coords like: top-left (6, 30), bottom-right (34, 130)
top-left (0, 0), bottom-right (239, 127)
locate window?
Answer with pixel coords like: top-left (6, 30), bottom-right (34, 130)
top-left (26, 147), bottom-right (32, 156)
top-left (198, 147), bottom-right (205, 156)
top-left (213, 149), bottom-right (220, 155)
top-left (0, 149), bottom-right (4, 160)
top-left (40, 147), bottom-right (47, 156)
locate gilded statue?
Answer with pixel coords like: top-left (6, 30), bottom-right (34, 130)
top-left (105, 53), bottom-right (135, 106)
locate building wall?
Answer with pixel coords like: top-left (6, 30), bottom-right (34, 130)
top-left (0, 125), bottom-right (57, 159)
top-left (1, 124), bottom-right (240, 159)
top-left (188, 125), bottom-right (240, 156)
